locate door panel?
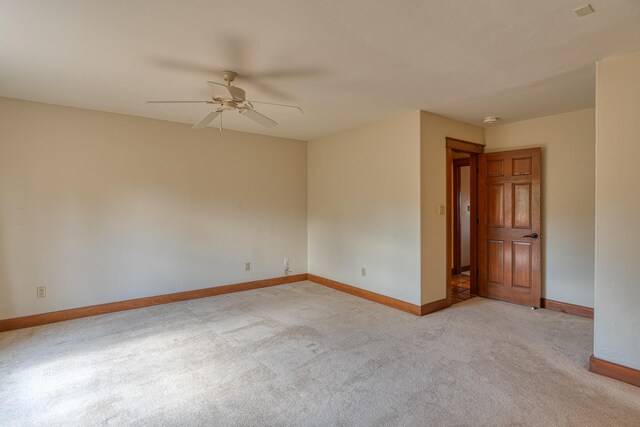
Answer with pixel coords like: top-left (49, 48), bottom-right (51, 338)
top-left (487, 184), bottom-right (505, 227)
top-left (513, 183), bottom-right (531, 228)
top-left (487, 159), bottom-right (504, 177)
top-left (478, 148), bottom-right (541, 307)
top-left (512, 242), bottom-right (532, 288)
top-left (487, 240), bottom-right (504, 285)
top-left (512, 157), bottom-right (532, 175)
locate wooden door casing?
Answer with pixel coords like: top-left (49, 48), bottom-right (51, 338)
top-left (478, 148), bottom-right (541, 307)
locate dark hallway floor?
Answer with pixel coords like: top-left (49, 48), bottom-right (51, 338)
top-left (450, 272), bottom-right (474, 305)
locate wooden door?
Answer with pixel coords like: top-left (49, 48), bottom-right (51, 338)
top-left (478, 148), bottom-right (541, 307)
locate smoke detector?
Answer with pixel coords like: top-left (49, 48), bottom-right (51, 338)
top-left (483, 116), bottom-right (500, 125)
top-left (574, 4), bottom-right (595, 17)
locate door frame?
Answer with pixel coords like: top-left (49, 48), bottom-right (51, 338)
top-left (445, 138), bottom-right (484, 305)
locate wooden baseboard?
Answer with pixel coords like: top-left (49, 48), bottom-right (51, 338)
top-left (0, 274), bottom-right (308, 332)
top-left (307, 274), bottom-right (450, 317)
top-left (307, 274), bottom-right (421, 315)
top-left (2, 273), bottom-right (453, 331)
top-left (421, 298), bottom-right (450, 316)
top-left (589, 355), bottom-right (640, 388)
top-left (540, 298), bottom-right (594, 319)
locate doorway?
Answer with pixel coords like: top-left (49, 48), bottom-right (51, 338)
top-left (451, 155), bottom-right (472, 304)
top-left (445, 138), bottom-right (483, 306)
top-left (446, 138), bottom-right (543, 309)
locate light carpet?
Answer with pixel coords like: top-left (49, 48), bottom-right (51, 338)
top-left (1, 281), bottom-right (639, 426)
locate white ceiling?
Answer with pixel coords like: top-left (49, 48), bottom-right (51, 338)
top-left (1, 0), bottom-right (640, 141)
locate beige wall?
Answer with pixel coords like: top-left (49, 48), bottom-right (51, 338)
top-left (594, 50), bottom-right (640, 370)
top-left (307, 112), bottom-right (422, 304)
top-left (0, 96), bottom-right (602, 320)
top-left (484, 108), bottom-right (595, 308)
top-left (420, 112), bottom-right (484, 305)
top-left (0, 97), bottom-right (308, 319)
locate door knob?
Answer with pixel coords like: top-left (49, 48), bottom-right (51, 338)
top-left (522, 233), bottom-right (539, 239)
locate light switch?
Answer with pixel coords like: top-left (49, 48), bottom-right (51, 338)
top-left (439, 205), bottom-right (446, 215)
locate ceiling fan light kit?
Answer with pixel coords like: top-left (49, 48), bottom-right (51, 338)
top-left (147, 70), bottom-right (302, 131)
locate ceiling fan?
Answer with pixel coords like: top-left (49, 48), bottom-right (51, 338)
top-left (147, 70), bottom-right (303, 130)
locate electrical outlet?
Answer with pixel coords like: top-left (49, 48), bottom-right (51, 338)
top-left (361, 267), bottom-right (367, 277)
top-left (36, 286), bottom-right (46, 298)
top-left (244, 262), bottom-right (251, 271)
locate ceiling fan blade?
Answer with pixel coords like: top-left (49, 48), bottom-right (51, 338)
top-left (241, 109), bottom-right (278, 128)
top-left (243, 79), bottom-right (292, 101)
top-left (207, 81), bottom-right (237, 99)
top-left (249, 101), bottom-right (303, 116)
top-left (147, 100), bottom-right (209, 104)
top-left (151, 58), bottom-right (221, 75)
top-left (220, 35), bottom-right (249, 72)
top-left (242, 68), bottom-right (325, 80)
top-left (192, 110), bottom-right (221, 129)
top-left (207, 81), bottom-right (228, 88)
